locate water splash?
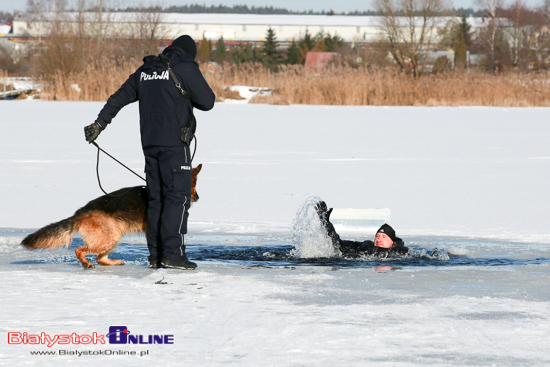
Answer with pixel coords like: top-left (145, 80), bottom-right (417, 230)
top-left (407, 247), bottom-right (450, 261)
top-left (448, 247), bottom-right (469, 256)
top-left (290, 197), bottom-right (341, 259)
top-left (428, 248), bottom-right (450, 261)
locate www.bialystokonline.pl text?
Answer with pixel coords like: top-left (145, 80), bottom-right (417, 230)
top-left (29, 349), bottom-right (150, 357)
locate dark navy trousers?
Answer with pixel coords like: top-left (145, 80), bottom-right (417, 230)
top-left (143, 145), bottom-right (192, 261)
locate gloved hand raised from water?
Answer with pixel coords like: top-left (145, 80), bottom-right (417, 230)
top-left (315, 201), bottom-right (333, 223)
top-left (84, 121), bottom-right (103, 143)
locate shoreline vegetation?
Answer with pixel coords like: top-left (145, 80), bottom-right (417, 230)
top-left (2, 65), bottom-right (549, 107)
top-left (2, 2), bottom-right (549, 106)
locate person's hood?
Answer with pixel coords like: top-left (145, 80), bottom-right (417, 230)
top-left (162, 45), bottom-right (195, 64)
top-left (140, 45), bottom-right (195, 68)
top-left (140, 45), bottom-right (196, 73)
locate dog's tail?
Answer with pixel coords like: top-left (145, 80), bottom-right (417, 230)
top-left (21, 215), bottom-right (80, 251)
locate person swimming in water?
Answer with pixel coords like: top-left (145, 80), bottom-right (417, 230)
top-left (315, 201), bottom-right (408, 256)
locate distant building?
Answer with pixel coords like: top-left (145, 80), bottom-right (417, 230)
top-left (11, 12), bottom-right (488, 44)
top-left (0, 19), bottom-right (12, 35)
top-left (305, 52), bottom-right (338, 72)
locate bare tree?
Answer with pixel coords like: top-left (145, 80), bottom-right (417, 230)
top-left (25, 0), bottom-right (47, 41)
top-left (26, 0), bottom-right (68, 13)
top-left (535, 0), bottom-right (550, 68)
top-left (25, 0), bottom-right (83, 78)
top-left (500, 0), bottom-right (542, 69)
top-left (76, 0), bottom-right (122, 45)
top-left (74, 0), bottom-right (88, 39)
top-left (89, 0), bottom-right (111, 45)
top-left (373, 0), bottom-right (450, 77)
top-left (126, 6), bottom-right (168, 56)
top-left (476, 0), bottom-right (503, 73)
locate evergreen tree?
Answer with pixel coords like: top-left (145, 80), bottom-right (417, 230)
top-left (312, 38), bottom-right (327, 52)
top-left (262, 27), bottom-right (280, 71)
top-left (227, 42), bottom-right (260, 64)
top-left (439, 16), bottom-right (472, 70)
top-left (454, 40), bottom-right (467, 69)
top-left (286, 40), bottom-right (299, 64)
top-left (297, 30), bottom-right (314, 64)
top-left (300, 30), bottom-right (314, 51)
top-left (197, 37), bottom-right (212, 63)
top-left (457, 16), bottom-right (472, 47)
top-left (298, 43), bottom-right (309, 64)
top-left (454, 17), bottom-right (472, 70)
top-left (212, 36), bottom-right (227, 62)
top-left (322, 33), bottom-right (344, 52)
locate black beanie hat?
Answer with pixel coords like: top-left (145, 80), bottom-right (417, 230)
top-left (376, 224), bottom-right (397, 243)
top-left (171, 35), bottom-right (197, 58)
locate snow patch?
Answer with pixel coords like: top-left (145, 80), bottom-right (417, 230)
top-left (223, 85), bottom-right (272, 103)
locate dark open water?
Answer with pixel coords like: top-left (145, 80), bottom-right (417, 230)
top-left (9, 234), bottom-right (550, 269)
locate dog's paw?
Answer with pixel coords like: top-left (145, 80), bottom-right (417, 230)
top-left (96, 260), bottom-right (125, 266)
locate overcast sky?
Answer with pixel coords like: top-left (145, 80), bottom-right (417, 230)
top-left (0, 0), bottom-right (545, 14)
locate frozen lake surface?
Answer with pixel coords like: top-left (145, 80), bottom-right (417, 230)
top-left (1, 101), bottom-right (549, 366)
top-left (2, 229), bottom-right (549, 366)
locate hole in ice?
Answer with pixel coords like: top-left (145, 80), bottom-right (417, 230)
top-left (4, 212), bottom-right (550, 269)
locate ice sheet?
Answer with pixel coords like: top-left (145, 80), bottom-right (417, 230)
top-left (1, 101), bottom-right (550, 366)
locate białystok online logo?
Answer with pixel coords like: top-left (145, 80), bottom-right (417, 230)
top-left (8, 326), bottom-right (174, 347)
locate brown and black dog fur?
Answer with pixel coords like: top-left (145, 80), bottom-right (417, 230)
top-left (21, 164), bottom-right (202, 268)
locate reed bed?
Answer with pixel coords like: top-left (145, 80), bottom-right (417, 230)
top-left (206, 63), bottom-right (550, 107)
top-left (0, 70), bottom-right (13, 91)
top-left (35, 62), bottom-right (550, 107)
top-left (37, 58), bottom-right (138, 101)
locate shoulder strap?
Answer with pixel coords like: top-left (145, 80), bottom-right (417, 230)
top-left (158, 53), bottom-right (197, 147)
top-left (159, 54), bottom-right (190, 100)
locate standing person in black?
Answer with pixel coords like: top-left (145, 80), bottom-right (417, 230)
top-left (315, 201), bottom-right (408, 256)
top-left (84, 35), bottom-right (215, 269)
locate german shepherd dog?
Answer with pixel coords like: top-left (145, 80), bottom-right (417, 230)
top-left (21, 164), bottom-right (202, 268)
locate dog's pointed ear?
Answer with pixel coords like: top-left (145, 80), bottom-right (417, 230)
top-left (193, 163), bottom-right (202, 175)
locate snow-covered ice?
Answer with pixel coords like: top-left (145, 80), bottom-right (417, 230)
top-left (1, 101), bottom-right (549, 366)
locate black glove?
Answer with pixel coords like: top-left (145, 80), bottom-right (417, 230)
top-left (315, 201), bottom-right (333, 223)
top-left (315, 201), bottom-right (340, 247)
top-left (84, 121), bottom-right (103, 143)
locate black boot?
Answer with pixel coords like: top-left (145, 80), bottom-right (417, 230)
top-left (148, 256), bottom-right (159, 268)
top-left (161, 256), bottom-right (197, 270)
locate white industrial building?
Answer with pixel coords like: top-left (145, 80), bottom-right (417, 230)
top-left (11, 12), bottom-right (487, 44)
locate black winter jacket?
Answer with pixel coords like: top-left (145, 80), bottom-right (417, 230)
top-left (96, 46), bottom-right (215, 148)
top-left (324, 219), bottom-right (409, 257)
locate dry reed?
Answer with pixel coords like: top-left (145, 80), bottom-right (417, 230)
top-left (206, 63), bottom-right (550, 107)
top-left (0, 69), bottom-right (11, 92)
top-left (39, 58), bottom-right (139, 101)
top-left (36, 62), bottom-right (550, 107)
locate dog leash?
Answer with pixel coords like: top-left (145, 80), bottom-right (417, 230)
top-left (91, 141), bottom-right (145, 196)
top-left (91, 139), bottom-right (197, 196)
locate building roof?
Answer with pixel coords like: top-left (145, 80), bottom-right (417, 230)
top-left (15, 12), bottom-right (488, 28)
